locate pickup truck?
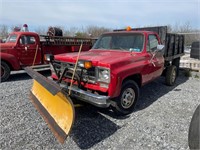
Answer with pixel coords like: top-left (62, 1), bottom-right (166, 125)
top-left (24, 26), bottom-right (185, 142)
top-left (0, 31), bottom-right (95, 82)
top-left (46, 26), bottom-right (184, 115)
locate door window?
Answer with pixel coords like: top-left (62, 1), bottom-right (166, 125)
top-left (147, 35), bottom-right (158, 52)
top-left (20, 36), bottom-right (36, 45)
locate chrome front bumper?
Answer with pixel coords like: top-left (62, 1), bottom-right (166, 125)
top-left (67, 86), bottom-right (111, 108)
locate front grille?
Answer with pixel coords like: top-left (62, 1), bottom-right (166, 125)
top-left (59, 62), bottom-right (96, 83)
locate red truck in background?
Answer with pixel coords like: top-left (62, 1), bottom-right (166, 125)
top-left (0, 29), bottom-right (95, 82)
top-left (42, 26), bottom-right (184, 115)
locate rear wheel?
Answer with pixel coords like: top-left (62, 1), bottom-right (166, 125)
top-left (172, 58), bottom-right (180, 76)
top-left (165, 65), bottom-right (177, 86)
top-left (1, 61), bottom-right (11, 82)
top-left (111, 80), bottom-right (139, 116)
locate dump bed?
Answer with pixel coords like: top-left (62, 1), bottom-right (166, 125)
top-left (114, 26), bottom-right (185, 61)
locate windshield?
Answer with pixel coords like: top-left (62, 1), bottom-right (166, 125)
top-left (5, 34), bottom-right (17, 43)
top-left (92, 33), bottom-right (144, 52)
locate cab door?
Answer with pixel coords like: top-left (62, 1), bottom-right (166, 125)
top-left (146, 34), bottom-right (164, 81)
top-left (18, 35), bottom-right (41, 66)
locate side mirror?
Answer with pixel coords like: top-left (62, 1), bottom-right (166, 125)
top-left (150, 45), bottom-right (165, 67)
top-left (157, 44), bottom-right (165, 54)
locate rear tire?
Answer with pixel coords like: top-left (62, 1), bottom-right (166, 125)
top-left (172, 58), bottom-right (180, 76)
top-left (1, 61), bottom-right (11, 82)
top-left (111, 80), bottom-right (139, 116)
top-left (165, 65), bottom-right (177, 86)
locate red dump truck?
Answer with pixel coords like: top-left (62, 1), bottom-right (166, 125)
top-left (0, 30), bottom-right (95, 81)
top-left (25, 26), bottom-right (185, 143)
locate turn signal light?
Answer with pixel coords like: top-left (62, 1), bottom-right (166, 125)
top-left (84, 61), bottom-right (92, 69)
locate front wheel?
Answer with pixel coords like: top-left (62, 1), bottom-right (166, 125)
top-left (1, 61), bottom-right (11, 82)
top-left (111, 80), bottom-right (139, 116)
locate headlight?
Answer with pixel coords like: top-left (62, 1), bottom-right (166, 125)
top-left (98, 68), bottom-right (110, 83)
top-left (44, 54), bottom-right (54, 62)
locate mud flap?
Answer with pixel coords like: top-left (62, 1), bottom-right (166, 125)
top-left (25, 67), bottom-right (75, 144)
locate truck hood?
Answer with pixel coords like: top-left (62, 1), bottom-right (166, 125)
top-left (55, 49), bottom-right (143, 68)
top-left (0, 43), bottom-right (16, 51)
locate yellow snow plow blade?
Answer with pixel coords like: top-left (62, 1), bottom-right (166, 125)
top-left (25, 67), bottom-right (75, 144)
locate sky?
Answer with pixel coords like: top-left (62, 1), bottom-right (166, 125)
top-left (0, 0), bottom-right (199, 31)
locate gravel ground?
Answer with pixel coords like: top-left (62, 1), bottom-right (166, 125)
top-left (0, 70), bottom-right (199, 150)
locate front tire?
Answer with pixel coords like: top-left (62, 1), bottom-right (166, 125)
top-left (1, 61), bottom-right (11, 82)
top-left (111, 80), bottom-right (139, 116)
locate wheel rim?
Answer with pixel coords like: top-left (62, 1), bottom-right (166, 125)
top-left (171, 68), bottom-right (176, 83)
top-left (121, 88), bottom-right (135, 109)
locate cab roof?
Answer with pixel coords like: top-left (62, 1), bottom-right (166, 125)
top-left (10, 31), bottom-right (38, 36)
top-left (103, 30), bottom-right (157, 35)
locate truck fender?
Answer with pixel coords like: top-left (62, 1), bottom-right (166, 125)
top-left (0, 52), bottom-right (21, 70)
top-left (112, 73), bottom-right (142, 98)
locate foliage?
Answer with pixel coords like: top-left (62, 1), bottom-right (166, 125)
top-left (34, 26), bottom-right (47, 35)
top-left (0, 25), bottom-right (9, 38)
top-left (167, 22), bottom-right (200, 45)
top-left (184, 69), bottom-right (192, 77)
top-left (0, 22), bottom-right (199, 45)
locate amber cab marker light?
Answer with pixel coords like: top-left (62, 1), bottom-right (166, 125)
top-left (126, 26), bottom-right (132, 31)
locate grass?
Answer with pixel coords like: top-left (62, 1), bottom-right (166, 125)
top-left (194, 74), bottom-right (200, 78)
top-left (183, 69), bottom-right (200, 78)
top-left (184, 69), bottom-right (192, 77)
